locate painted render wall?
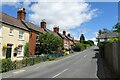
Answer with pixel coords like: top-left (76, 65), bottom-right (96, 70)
top-left (1, 23), bottom-right (29, 60)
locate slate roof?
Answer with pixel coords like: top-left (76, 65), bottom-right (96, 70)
top-left (97, 32), bottom-right (120, 39)
top-left (0, 12), bottom-right (29, 31)
top-left (57, 33), bottom-right (67, 39)
top-left (21, 20), bottom-right (45, 33)
top-left (0, 12), bottom-right (45, 33)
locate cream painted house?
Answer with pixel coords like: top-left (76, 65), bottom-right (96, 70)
top-left (0, 12), bottom-right (29, 60)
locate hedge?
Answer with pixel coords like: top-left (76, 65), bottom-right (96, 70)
top-left (1, 52), bottom-right (64, 73)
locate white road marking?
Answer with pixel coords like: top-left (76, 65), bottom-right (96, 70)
top-left (13, 70), bottom-right (25, 74)
top-left (52, 69), bottom-right (68, 78)
top-left (84, 55), bottom-right (87, 58)
top-left (34, 66), bottom-right (40, 70)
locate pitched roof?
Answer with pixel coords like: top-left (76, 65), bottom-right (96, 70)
top-left (66, 36), bottom-right (74, 42)
top-left (97, 32), bottom-right (120, 39)
top-left (57, 33), bottom-right (67, 39)
top-left (21, 20), bottom-right (45, 33)
top-left (0, 12), bottom-right (29, 31)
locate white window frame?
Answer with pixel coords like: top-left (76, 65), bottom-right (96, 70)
top-left (17, 45), bottom-right (23, 56)
top-left (18, 30), bottom-right (24, 40)
top-left (9, 27), bottom-right (14, 36)
top-left (0, 25), bottom-right (2, 37)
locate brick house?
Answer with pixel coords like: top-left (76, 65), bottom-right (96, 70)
top-left (0, 8), bottom-right (75, 59)
top-left (53, 26), bottom-right (74, 50)
top-left (17, 8), bottom-right (45, 55)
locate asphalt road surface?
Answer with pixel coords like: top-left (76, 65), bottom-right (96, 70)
top-left (2, 46), bottom-right (99, 79)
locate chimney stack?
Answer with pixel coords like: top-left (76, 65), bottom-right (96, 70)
top-left (63, 30), bottom-right (66, 35)
top-left (17, 8), bottom-right (26, 20)
top-left (41, 19), bottom-right (46, 29)
top-left (68, 33), bottom-right (70, 37)
top-left (53, 26), bottom-right (59, 33)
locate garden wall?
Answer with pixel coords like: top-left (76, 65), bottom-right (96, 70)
top-left (104, 41), bottom-right (120, 74)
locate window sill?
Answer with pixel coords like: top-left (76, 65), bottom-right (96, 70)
top-left (17, 55), bottom-right (24, 58)
top-left (18, 39), bottom-right (24, 41)
top-left (9, 33), bottom-right (14, 36)
top-left (0, 36), bottom-right (3, 38)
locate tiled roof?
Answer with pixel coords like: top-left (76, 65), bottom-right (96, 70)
top-left (21, 20), bottom-right (45, 33)
top-left (0, 12), bottom-right (29, 31)
top-left (57, 33), bottom-right (67, 39)
top-left (97, 32), bottom-right (120, 39)
top-left (66, 36), bottom-right (74, 42)
top-left (0, 12), bottom-right (45, 33)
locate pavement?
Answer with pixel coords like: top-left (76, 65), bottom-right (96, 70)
top-left (2, 46), bottom-right (118, 79)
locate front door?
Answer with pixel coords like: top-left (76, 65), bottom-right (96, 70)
top-left (6, 44), bottom-right (13, 59)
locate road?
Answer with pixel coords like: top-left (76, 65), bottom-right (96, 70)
top-left (2, 46), bottom-right (99, 78)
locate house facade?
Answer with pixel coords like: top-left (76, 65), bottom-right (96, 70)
top-left (0, 8), bottom-right (75, 60)
top-left (53, 27), bottom-right (74, 50)
top-left (0, 12), bottom-right (29, 60)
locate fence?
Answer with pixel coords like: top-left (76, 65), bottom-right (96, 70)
top-left (100, 41), bottom-right (120, 74)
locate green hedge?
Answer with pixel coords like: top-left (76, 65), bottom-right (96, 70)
top-left (1, 53), bottom-right (64, 73)
top-left (1, 56), bottom-right (48, 73)
top-left (73, 42), bottom-right (85, 52)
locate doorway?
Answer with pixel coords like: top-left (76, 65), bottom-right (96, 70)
top-left (6, 44), bottom-right (13, 59)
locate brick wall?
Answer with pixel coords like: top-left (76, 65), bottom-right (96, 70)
top-left (28, 31), bottom-right (36, 55)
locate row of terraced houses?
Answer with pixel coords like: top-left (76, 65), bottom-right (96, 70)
top-left (0, 8), bottom-right (74, 61)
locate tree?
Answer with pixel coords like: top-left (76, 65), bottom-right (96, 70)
top-left (24, 42), bottom-right (29, 57)
top-left (113, 22), bottom-right (120, 33)
top-left (38, 33), bottom-right (62, 55)
top-left (80, 34), bottom-right (85, 43)
top-left (73, 42), bottom-right (85, 52)
top-left (87, 40), bottom-right (94, 46)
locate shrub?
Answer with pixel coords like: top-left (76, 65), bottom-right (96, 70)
top-left (48, 56), bottom-right (56, 61)
top-left (70, 50), bottom-right (74, 54)
top-left (73, 42), bottom-right (85, 52)
top-left (1, 58), bottom-right (14, 72)
top-left (109, 38), bottom-right (120, 43)
top-left (24, 42), bottom-right (29, 57)
top-left (38, 33), bottom-right (62, 55)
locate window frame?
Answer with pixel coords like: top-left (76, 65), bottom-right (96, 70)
top-left (18, 30), bottom-right (24, 40)
top-left (9, 26), bottom-right (14, 36)
top-left (17, 45), bottom-right (23, 56)
top-left (0, 25), bottom-right (2, 37)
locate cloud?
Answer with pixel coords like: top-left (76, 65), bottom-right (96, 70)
top-left (1, 0), bottom-right (98, 40)
top-left (28, 2), bottom-right (97, 33)
top-left (87, 32), bottom-right (98, 45)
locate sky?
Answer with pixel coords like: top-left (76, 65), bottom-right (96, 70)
top-left (0, 0), bottom-right (119, 44)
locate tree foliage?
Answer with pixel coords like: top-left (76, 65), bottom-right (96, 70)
top-left (80, 34), bottom-right (85, 43)
top-left (73, 42), bottom-right (85, 52)
top-left (86, 40), bottom-right (94, 46)
top-left (113, 22), bottom-right (120, 33)
top-left (38, 33), bottom-right (62, 54)
top-left (24, 42), bottom-right (29, 57)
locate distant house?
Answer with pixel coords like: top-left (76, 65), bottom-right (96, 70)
top-left (74, 40), bottom-right (80, 43)
top-left (53, 27), bottom-right (74, 50)
top-left (97, 32), bottom-right (120, 42)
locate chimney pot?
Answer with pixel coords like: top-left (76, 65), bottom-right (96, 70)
top-left (53, 26), bottom-right (59, 33)
top-left (68, 34), bottom-right (70, 37)
top-left (41, 19), bottom-right (46, 29)
top-left (17, 8), bottom-right (26, 20)
top-left (63, 30), bottom-right (66, 35)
